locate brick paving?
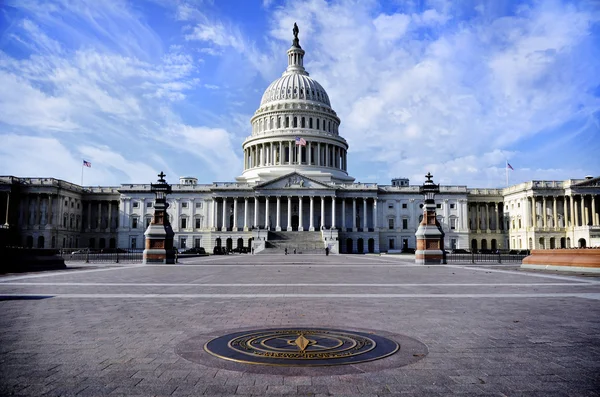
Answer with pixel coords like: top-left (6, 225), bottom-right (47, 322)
top-left (1, 254), bottom-right (599, 396)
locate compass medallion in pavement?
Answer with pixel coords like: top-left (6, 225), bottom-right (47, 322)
top-left (203, 328), bottom-right (399, 366)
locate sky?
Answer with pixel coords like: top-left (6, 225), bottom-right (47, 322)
top-left (0, 0), bottom-right (599, 188)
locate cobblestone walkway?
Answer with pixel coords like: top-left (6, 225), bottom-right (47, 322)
top-left (1, 254), bottom-right (599, 396)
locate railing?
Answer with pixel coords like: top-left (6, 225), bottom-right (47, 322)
top-left (58, 248), bottom-right (144, 263)
top-left (446, 253), bottom-right (528, 263)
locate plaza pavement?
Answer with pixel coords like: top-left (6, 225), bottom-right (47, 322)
top-left (1, 254), bottom-right (599, 396)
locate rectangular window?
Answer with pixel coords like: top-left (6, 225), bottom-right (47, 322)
top-left (451, 239), bottom-right (457, 249)
top-left (389, 239), bottom-right (395, 250)
top-left (388, 219), bottom-right (394, 229)
top-left (450, 203), bottom-right (455, 209)
top-left (131, 237), bottom-right (137, 249)
top-left (147, 202), bottom-right (153, 208)
top-left (132, 202), bottom-right (139, 208)
top-left (180, 237), bottom-right (187, 249)
top-left (195, 202), bottom-right (202, 209)
top-left (402, 219), bottom-right (408, 229)
top-left (145, 217), bottom-right (151, 228)
top-left (402, 203), bottom-right (407, 209)
top-left (195, 218), bottom-right (201, 229)
top-left (436, 203), bottom-right (442, 209)
top-left (182, 202), bottom-right (188, 208)
top-left (132, 218), bottom-right (138, 229)
top-left (181, 218), bottom-right (187, 229)
top-left (388, 202), bottom-right (394, 209)
top-left (450, 218), bottom-right (456, 230)
top-left (194, 238), bottom-right (201, 248)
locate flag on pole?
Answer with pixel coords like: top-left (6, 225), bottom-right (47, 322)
top-left (506, 162), bottom-right (514, 170)
top-left (295, 136), bottom-right (306, 146)
top-left (83, 160), bottom-right (92, 168)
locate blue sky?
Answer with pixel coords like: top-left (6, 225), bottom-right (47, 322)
top-left (0, 0), bottom-right (598, 188)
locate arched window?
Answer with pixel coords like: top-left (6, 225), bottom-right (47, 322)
top-left (293, 117), bottom-right (297, 128)
top-left (277, 117), bottom-right (281, 128)
top-left (309, 118), bottom-right (313, 128)
top-left (285, 117), bottom-right (290, 128)
top-left (316, 119), bottom-right (320, 130)
top-left (301, 117), bottom-right (305, 128)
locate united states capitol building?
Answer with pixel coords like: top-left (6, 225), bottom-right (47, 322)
top-left (1, 29), bottom-right (599, 253)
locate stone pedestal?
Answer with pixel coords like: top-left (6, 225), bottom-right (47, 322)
top-left (143, 172), bottom-right (175, 264)
top-left (415, 203), bottom-right (445, 264)
top-left (415, 172), bottom-right (446, 265)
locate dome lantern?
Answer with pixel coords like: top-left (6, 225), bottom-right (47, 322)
top-left (285, 23), bottom-right (307, 76)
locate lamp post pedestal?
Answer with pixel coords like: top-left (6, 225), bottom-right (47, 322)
top-left (415, 173), bottom-right (446, 265)
top-left (143, 172), bottom-right (175, 264)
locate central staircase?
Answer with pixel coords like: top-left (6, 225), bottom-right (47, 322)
top-left (260, 231), bottom-right (324, 254)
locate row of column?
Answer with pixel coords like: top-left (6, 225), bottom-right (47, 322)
top-left (244, 141), bottom-right (347, 171)
top-left (529, 194), bottom-right (599, 228)
top-left (468, 202), bottom-right (503, 231)
top-left (211, 196), bottom-right (377, 232)
top-left (252, 115), bottom-right (338, 135)
top-left (86, 200), bottom-right (118, 230)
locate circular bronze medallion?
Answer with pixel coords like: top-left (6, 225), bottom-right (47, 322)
top-left (204, 328), bottom-right (399, 366)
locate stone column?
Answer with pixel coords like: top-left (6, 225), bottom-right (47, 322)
top-left (443, 199), bottom-right (449, 231)
top-left (592, 195), bottom-right (598, 226)
top-left (279, 142), bottom-right (283, 165)
top-left (495, 202), bottom-right (499, 231)
top-left (331, 197), bottom-right (336, 229)
top-left (563, 196), bottom-right (568, 228)
top-left (317, 143), bottom-right (321, 166)
top-left (289, 141), bottom-right (293, 165)
top-left (36, 195), bottom-right (41, 225)
top-left (476, 203), bottom-right (480, 231)
top-left (233, 197), bottom-right (238, 231)
top-left (352, 198), bottom-right (357, 231)
top-left (298, 196), bottom-right (304, 231)
top-left (542, 196), bottom-right (547, 228)
top-left (97, 201), bottom-right (102, 229)
top-left (287, 196), bottom-right (292, 231)
top-left (531, 197), bottom-right (537, 229)
top-left (221, 197), bottom-right (227, 231)
top-left (265, 197), bottom-right (270, 229)
top-left (552, 197), bottom-right (557, 229)
top-left (341, 198), bottom-right (346, 231)
top-left (373, 199), bottom-right (378, 231)
top-left (211, 198), bottom-right (216, 230)
top-left (363, 198), bottom-right (368, 230)
top-left (308, 142), bottom-right (312, 164)
top-left (325, 144), bottom-right (329, 167)
top-left (47, 195), bottom-right (53, 225)
top-left (484, 203), bottom-right (489, 231)
top-left (244, 198), bottom-right (249, 231)
top-left (276, 196), bottom-right (281, 231)
top-left (108, 201), bottom-right (112, 230)
top-left (569, 195), bottom-right (574, 227)
top-left (584, 195), bottom-right (589, 226)
top-left (321, 196), bottom-right (325, 229)
top-left (254, 197), bottom-right (259, 229)
top-left (574, 196), bottom-right (580, 227)
top-left (580, 195), bottom-right (585, 226)
top-left (309, 196), bottom-right (314, 231)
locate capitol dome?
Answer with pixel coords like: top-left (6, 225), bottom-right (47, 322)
top-left (237, 24), bottom-right (354, 184)
top-left (260, 73), bottom-right (331, 108)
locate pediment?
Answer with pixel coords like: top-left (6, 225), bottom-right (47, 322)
top-left (255, 172), bottom-right (332, 190)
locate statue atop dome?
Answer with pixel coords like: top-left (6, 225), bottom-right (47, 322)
top-left (292, 23), bottom-right (300, 47)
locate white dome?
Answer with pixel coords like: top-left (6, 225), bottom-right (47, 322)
top-left (260, 73), bottom-right (331, 107)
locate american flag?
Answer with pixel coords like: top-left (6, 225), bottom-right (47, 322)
top-left (83, 160), bottom-right (92, 168)
top-left (295, 137), bottom-right (306, 146)
top-left (506, 162), bottom-right (514, 170)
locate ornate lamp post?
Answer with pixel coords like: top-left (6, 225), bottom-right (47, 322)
top-left (415, 172), bottom-right (446, 264)
top-left (143, 172), bottom-right (175, 264)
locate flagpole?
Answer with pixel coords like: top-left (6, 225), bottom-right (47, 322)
top-left (505, 160), bottom-right (508, 188)
top-left (81, 162), bottom-right (84, 186)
